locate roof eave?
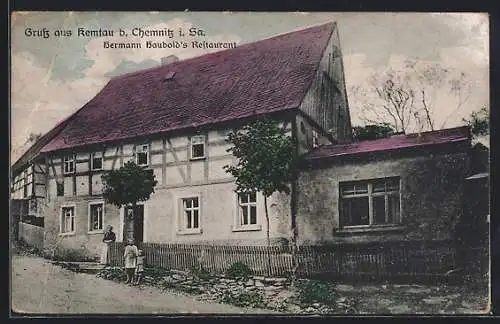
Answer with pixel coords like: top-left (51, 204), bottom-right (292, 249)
top-left (302, 138), bottom-right (470, 168)
top-left (40, 106), bottom-right (300, 154)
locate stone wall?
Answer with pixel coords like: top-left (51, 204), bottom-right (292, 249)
top-left (18, 222), bottom-right (44, 252)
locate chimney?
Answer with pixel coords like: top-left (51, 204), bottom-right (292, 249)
top-left (161, 55), bottom-right (179, 66)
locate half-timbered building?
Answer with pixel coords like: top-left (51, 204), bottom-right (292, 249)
top-left (12, 22), bottom-right (353, 257)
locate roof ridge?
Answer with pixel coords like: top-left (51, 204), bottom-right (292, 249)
top-left (39, 21), bottom-right (339, 153)
top-left (315, 125), bottom-right (471, 150)
top-left (405, 125), bottom-right (471, 137)
top-left (305, 125), bottom-right (471, 162)
top-left (110, 21), bottom-right (337, 81)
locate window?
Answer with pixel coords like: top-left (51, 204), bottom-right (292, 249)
top-left (23, 179), bottom-right (28, 198)
top-left (300, 122), bottom-right (306, 134)
top-left (181, 197), bottom-right (200, 231)
top-left (56, 182), bottom-right (64, 196)
top-left (312, 130), bottom-right (320, 148)
top-left (135, 144), bottom-right (149, 166)
top-left (91, 152), bottom-right (103, 170)
top-left (190, 135), bottom-right (205, 159)
top-left (60, 206), bottom-right (75, 234)
top-left (89, 202), bottom-right (104, 232)
top-left (63, 155), bottom-right (75, 174)
top-left (238, 192), bottom-right (258, 226)
top-left (340, 177), bottom-right (401, 228)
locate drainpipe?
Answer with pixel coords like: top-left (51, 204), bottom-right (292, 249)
top-left (290, 116), bottom-right (298, 238)
top-left (290, 114), bottom-right (299, 283)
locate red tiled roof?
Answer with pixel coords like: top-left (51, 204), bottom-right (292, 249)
top-left (41, 22), bottom-right (337, 153)
top-left (305, 126), bottom-right (471, 161)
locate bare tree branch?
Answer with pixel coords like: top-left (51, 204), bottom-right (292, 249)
top-left (421, 89), bottom-right (434, 131)
top-left (440, 79), bottom-right (472, 129)
top-left (351, 60), bottom-right (471, 134)
top-left (379, 94), bottom-right (402, 132)
top-left (360, 101), bottom-right (400, 130)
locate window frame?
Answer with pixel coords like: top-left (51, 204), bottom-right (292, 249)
top-left (59, 204), bottom-right (76, 235)
top-left (88, 200), bottom-right (105, 234)
top-left (339, 177), bottom-right (402, 229)
top-left (91, 152), bottom-right (103, 171)
top-left (56, 181), bottom-right (64, 197)
top-left (23, 174), bottom-right (28, 198)
top-left (300, 122), bottom-right (306, 134)
top-left (134, 144), bottom-right (150, 166)
top-left (177, 195), bottom-right (202, 235)
top-left (312, 130), bottom-right (320, 148)
top-left (190, 135), bottom-right (206, 160)
top-left (233, 191), bottom-right (262, 232)
top-left (63, 154), bottom-right (75, 174)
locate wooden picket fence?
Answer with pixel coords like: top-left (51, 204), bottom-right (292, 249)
top-left (110, 243), bottom-right (294, 276)
top-left (108, 240), bottom-right (487, 280)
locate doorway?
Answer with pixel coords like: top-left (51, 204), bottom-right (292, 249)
top-left (133, 205), bottom-right (144, 243)
top-left (123, 204), bottom-right (145, 243)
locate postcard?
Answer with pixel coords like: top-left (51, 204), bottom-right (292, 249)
top-left (10, 11), bottom-right (490, 315)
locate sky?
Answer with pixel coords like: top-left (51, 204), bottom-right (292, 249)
top-left (10, 12), bottom-right (489, 163)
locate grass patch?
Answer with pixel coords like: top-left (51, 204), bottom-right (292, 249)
top-left (179, 285), bottom-right (203, 295)
top-left (225, 261), bottom-right (252, 279)
top-left (144, 265), bottom-right (171, 277)
top-left (220, 290), bottom-right (265, 308)
top-left (13, 240), bottom-right (42, 256)
top-left (298, 280), bottom-right (336, 305)
top-left (190, 265), bottom-right (213, 281)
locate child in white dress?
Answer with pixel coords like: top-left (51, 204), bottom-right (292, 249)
top-left (123, 239), bottom-right (138, 284)
top-left (134, 250), bottom-right (145, 285)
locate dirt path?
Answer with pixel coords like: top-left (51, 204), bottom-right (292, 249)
top-left (11, 254), bottom-right (277, 315)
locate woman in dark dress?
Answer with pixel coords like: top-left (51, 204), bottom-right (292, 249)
top-left (100, 225), bottom-right (116, 265)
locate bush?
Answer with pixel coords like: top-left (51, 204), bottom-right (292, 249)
top-left (97, 266), bottom-right (127, 281)
top-left (15, 240), bottom-right (42, 256)
top-left (298, 280), bottom-right (336, 305)
top-left (225, 261), bottom-right (252, 279)
top-left (190, 266), bottom-right (212, 280)
top-left (220, 290), bottom-right (264, 308)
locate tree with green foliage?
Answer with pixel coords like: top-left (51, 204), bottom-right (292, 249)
top-left (224, 117), bottom-right (299, 275)
top-left (352, 123), bottom-right (395, 141)
top-left (101, 161), bottom-right (158, 241)
top-left (463, 106), bottom-right (489, 137)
